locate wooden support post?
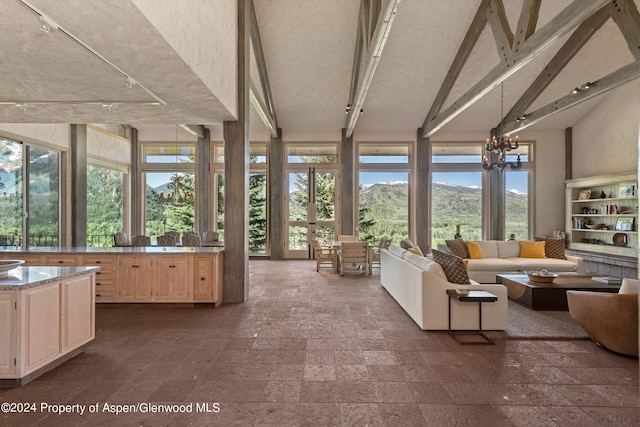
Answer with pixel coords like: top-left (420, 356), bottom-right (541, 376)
top-left (130, 127), bottom-right (140, 236)
top-left (70, 124), bottom-right (87, 247)
top-left (341, 129), bottom-right (354, 235)
top-left (196, 127), bottom-right (211, 233)
top-left (416, 128), bottom-right (431, 252)
top-left (269, 128), bottom-right (283, 259)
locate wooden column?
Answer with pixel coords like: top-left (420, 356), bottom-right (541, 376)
top-left (416, 129), bottom-right (431, 252)
top-left (196, 127), bottom-right (211, 233)
top-left (269, 128), bottom-right (283, 259)
top-left (222, 0), bottom-right (250, 303)
top-left (130, 127), bottom-right (141, 236)
top-left (341, 128), bottom-right (354, 235)
top-left (70, 124), bottom-right (87, 247)
top-left (488, 128), bottom-right (505, 240)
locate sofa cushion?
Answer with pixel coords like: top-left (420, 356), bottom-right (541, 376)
top-left (509, 258), bottom-right (578, 272)
top-left (432, 250), bottom-right (470, 284)
top-left (403, 251), bottom-right (447, 281)
top-left (497, 240), bottom-right (520, 258)
top-left (387, 245), bottom-right (406, 259)
top-left (475, 241), bottom-right (498, 258)
top-left (535, 236), bottom-right (566, 259)
top-left (445, 239), bottom-right (469, 259)
top-left (466, 241), bottom-right (483, 259)
top-left (519, 241), bottom-right (546, 258)
top-left (619, 278), bottom-right (639, 295)
top-left (465, 258), bottom-right (518, 271)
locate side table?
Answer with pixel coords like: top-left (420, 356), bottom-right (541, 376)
top-left (446, 289), bottom-right (498, 345)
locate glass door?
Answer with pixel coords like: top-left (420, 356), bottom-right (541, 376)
top-left (285, 167), bottom-right (337, 259)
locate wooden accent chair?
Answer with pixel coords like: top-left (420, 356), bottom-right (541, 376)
top-left (131, 235), bottom-right (151, 247)
top-left (337, 235), bottom-right (358, 242)
top-left (202, 231), bottom-right (219, 243)
top-left (337, 241), bottom-right (370, 276)
top-left (370, 236), bottom-right (391, 272)
top-left (312, 239), bottom-right (335, 273)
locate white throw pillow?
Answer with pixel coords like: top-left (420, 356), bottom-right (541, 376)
top-left (619, 278), bottom-right (639, 295)
top-left (475, 241), bottom-right (499, 258)
top-left (497, 240), bottom-right (520, 258)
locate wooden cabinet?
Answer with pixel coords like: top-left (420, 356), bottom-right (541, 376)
top-left (0, 250), bottom-right (224, 305)
top-left (82, 255), bottom-right (116, 302)
top-left (156, 256), bottom-right (192, 302)
top-left (194, 254), bottom-right (224, 306)
top-left (0, 294), bottom-right (16, 375)
top-left (117, 256), bottom-right (154, 302)
top-left (566, 172), bottom-right (638, 257)
top-left (24, 283), bottom-right (61, 372)
top-left (60, 275), bottom-right (95, 352)
top-left (0, 270), bottom-right (96, 384)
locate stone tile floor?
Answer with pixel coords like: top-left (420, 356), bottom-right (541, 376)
top-left (1, 260), bottom-right (638, 426)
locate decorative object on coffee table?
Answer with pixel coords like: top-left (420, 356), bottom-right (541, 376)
top-left (525, 270), bottom-right (558, 283)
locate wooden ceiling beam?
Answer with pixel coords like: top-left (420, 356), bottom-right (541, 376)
top-left (422, 0), bottom-right (610, 138)
top-left (501, 6), bottom-right (611, 127)
top-left (344, 0), bottom-right (401, 138)
top-left (249, 80), bottom-right (277, 138)
top-left (422, 0), bottom-right (490, 129)
top-left (486, 0), bottom-right (514, 62)
top-left (609, 0), bottom-right (640, 60)
top-left (179, 124), bottom-right (206, 138)
top-left (503, 59), bottom-right (640, 134)
top-left (250, 0), bottom-right (278, 137)
top-left (512, 0), bottom-right (541, 48)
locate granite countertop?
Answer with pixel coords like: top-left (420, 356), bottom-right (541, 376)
top-left (0, 266), bottom-right (100, 291)
top-left (0, 246), bottom-right (224, 255)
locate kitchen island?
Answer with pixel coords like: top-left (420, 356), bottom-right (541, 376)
top-left (0, 265), bottom-right (98, 386)
top-left (0, 247), bottom-right (224, 305)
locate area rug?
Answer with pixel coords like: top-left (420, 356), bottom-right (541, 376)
top-left (484, 300), bottom-right (589, 340)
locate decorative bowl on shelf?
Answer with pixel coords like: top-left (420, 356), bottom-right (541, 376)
top-left (525, 270), bottom-right (558, 283)
top-left (585, 223), bottom-right (606, 230)
top-left (0, 260), bottom-right (25, 278)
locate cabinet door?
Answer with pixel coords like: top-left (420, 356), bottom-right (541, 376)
top-left (194, 257), bottom-right (214, 302)
top-left (0, 294), bottom-right (16, 375)
top-left (24, 284), bottom-right (60, 372)
top-left (156, 257), bottom-right (192, 302)
top-left (118, 257), bottom-right (154, 302)
top-left (60, 275), bottom-right (95, 352)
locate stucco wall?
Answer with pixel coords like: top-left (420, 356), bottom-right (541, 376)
top-left (132, 0), bottom-right (238, 118)
top-left (87, 126), bottom-right (131, 165)
top-left (0, 124), bottom-right (70, 149)
top-left (572, 80), bottom-right (639, 178)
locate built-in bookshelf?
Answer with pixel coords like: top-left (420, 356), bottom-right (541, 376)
top-left (566, 172), bottom-right (638, 257)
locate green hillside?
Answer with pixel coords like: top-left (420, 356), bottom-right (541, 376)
top-left (360, 181), bottom-right (528, 247)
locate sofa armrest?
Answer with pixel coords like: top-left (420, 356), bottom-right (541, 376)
top-left (567, 291), bottom-right (638, 356)
top-left (565, 255), bottom-right (583, 274)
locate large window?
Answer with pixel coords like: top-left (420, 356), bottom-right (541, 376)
top-left (87, 162), bottom-right (126, 247)
top-left (357, 143), bottom-right (411, 245)
top-left (212, 142), bottom-right (269, 254)
top-left (0, 138), bottom-right (60, 247)
top-left (430, 142), bottom-right (534, 246)
top-left (141, 141), bottom-right (196, 240)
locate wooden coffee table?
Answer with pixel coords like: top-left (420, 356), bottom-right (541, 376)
top-left (496, 274), bottom-right (621, 311)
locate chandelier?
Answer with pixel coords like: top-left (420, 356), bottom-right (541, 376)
top-left (482, 83), bottom-right (522, 172)
top-left (158, 174), bottom-right (194, 206)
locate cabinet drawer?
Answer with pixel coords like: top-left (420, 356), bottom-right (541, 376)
top-left (0, 254), bottom-right (43, 266)
top-left (44, 256), bottom-right (78, 266)
top-left (81, 256), bottom-right (115, 267)
top-left (95, 286), bottom-right (116, 302)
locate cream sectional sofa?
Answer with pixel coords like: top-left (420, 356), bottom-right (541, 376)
top-left (462, 240), bottom-right (583, 283)
top-left (380, 246), bottom-right (508, 331)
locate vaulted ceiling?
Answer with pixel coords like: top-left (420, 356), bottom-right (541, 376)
top-left (1, 0), bottom-right (638, 140)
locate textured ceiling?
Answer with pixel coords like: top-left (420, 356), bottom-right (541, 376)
top-left (1, 0), bottom-right (638, 140)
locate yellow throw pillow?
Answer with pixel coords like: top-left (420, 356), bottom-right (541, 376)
top-left (519, 241), bottom-right (547, 258)
top-left (466, 241), bottom-right (483, 259)
top-left (407, 246), bottom-right (423, 256)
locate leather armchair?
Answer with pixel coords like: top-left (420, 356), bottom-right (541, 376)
top-left (567, 289), bottom-right (638, 357)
